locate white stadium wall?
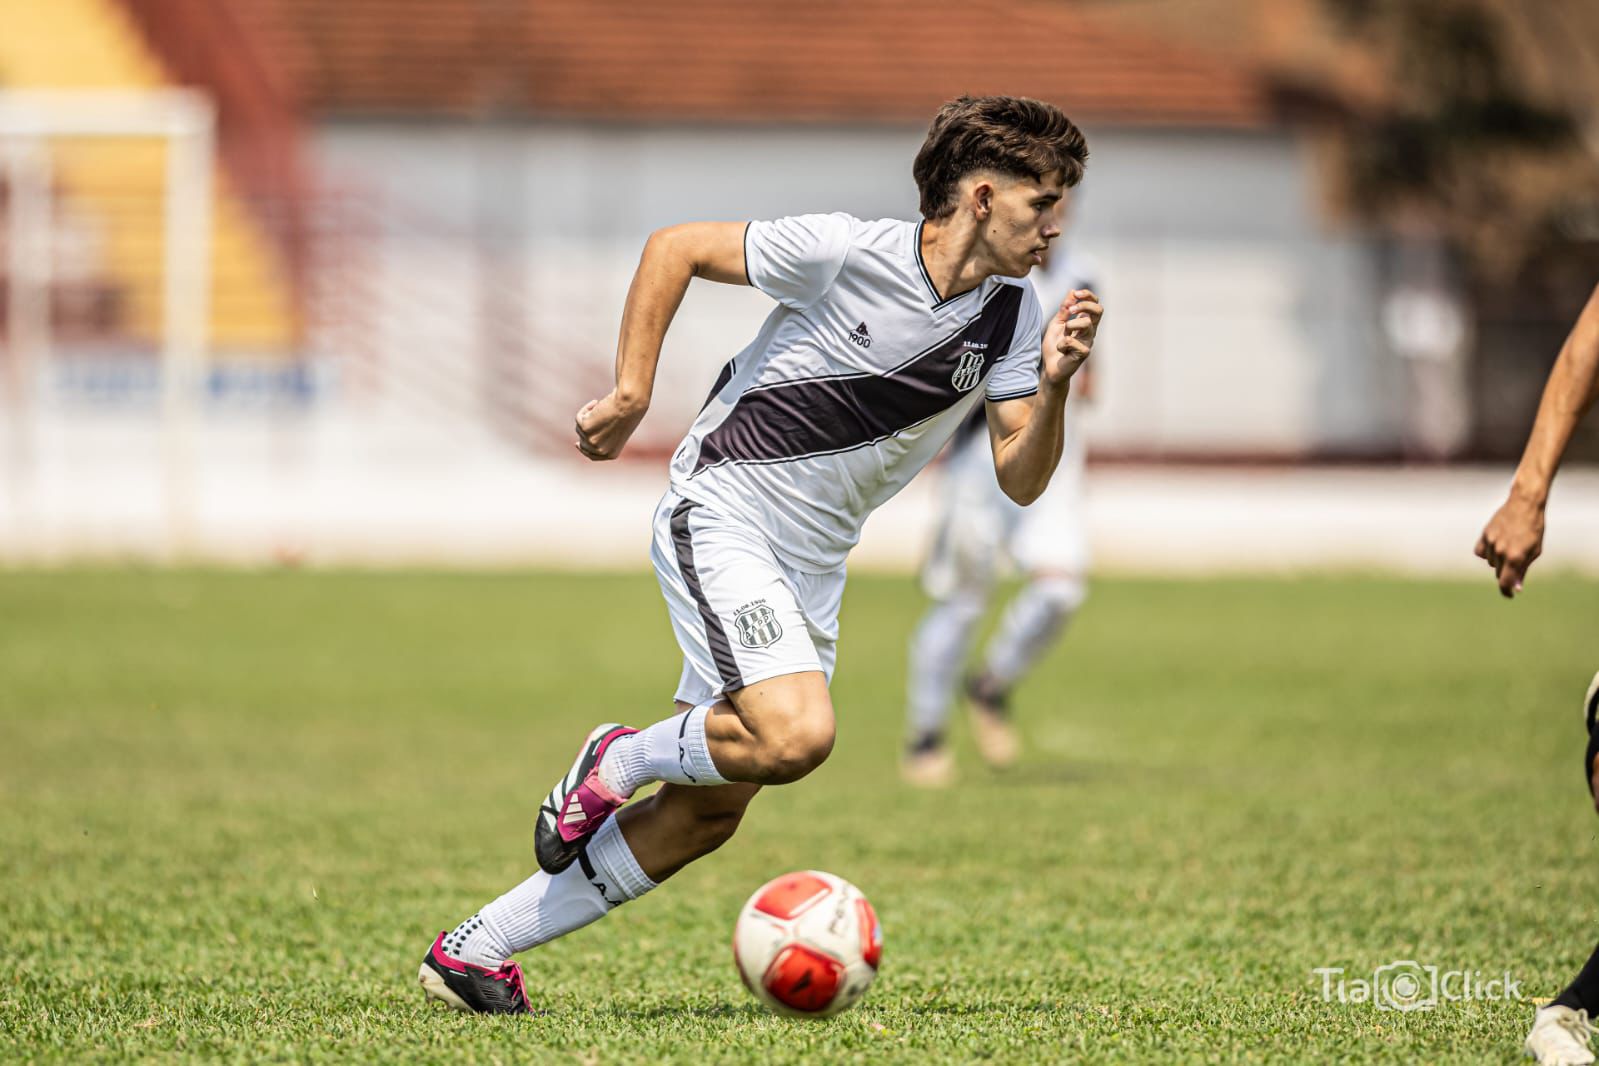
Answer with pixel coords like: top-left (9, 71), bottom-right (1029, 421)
top-left (312, 119), bottom-right (1402, 459)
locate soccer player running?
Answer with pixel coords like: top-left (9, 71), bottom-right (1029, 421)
top-left (418, 96), bottom-right (1102, 1013)
top-left (1473, 282), bottom-right (1599, 1066)
top-left (902, 223), bottom-right (1098, 786)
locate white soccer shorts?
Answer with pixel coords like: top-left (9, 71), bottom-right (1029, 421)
top-left (650, 490), bottom-right (845, 706)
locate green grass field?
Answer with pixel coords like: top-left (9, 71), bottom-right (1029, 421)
top-left (2, 568), bottom-right (1597, 1063)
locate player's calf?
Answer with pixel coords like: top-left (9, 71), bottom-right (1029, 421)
top-left (618, 781), bottom-right (762, 881)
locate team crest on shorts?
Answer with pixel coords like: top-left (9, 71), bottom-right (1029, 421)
top-left (951, 349), bottom-right (985, 392)
top-left (733, 601), bottom-right (783, 649)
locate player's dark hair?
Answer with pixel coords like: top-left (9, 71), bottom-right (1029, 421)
top-left (913, 96), bottom-right (1089, 220)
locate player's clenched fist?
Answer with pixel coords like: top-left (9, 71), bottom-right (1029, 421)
top-left (1474, 490), bottom-right (1545, 598)
top-left (1041, 288), bottom-right (1101, 387)
top-left (574, 390), bottom-right (647, 461)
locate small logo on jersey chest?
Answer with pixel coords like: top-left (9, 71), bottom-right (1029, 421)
top-left (951, 349), bottom-right (985, 392)
top-left (848, 321), bottom-right (872, 349)
top-left (733, 601), bottom-right (783, 649)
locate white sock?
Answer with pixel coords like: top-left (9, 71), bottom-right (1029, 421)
top-left (598, 702), bottom-right (728, 795)
top-left (444, 818), bottom-right (658, 967)
top-left (441, 910), bottom-right (512, 968)
top-left (582, 811), bottom-right (658, 906)
top-left (906, 590), bottom-right (986, 741)
top-left (983, 575), bottom-right (1085, 687)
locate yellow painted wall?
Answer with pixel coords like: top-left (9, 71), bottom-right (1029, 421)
top-left (0, 0), bottom-right (298, 351)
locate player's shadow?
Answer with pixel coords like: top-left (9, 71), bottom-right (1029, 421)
top-left (978, 760), bottom-right (1105, 787)
top-left (889, 1001), bottom-right (1064, 1018)
top-left (610, 1003), bottom-right (770, 1022)
top-left (610, 1001), bottom-right (1064, 1022)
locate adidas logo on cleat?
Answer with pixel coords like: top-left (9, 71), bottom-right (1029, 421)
top-left (848, 321), bottom-right (872, 348)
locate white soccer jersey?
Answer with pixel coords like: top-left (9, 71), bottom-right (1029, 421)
top-left (668, 213), bottom-right (1045, 572)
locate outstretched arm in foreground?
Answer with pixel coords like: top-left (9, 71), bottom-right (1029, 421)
top-left (987, 289), bottom-right (1102, 505)
top-left (1476, 283), bottom-right (1599, 597)
top-left (573, 222), bottom-right (749, 461)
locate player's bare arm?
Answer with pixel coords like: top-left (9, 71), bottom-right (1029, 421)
top-left (1475, 282), bottom-right (1599, 596)
top-left (987, 289), bottom-right (1102, 504)
top-left (574, 221), bottom-right (750, 461)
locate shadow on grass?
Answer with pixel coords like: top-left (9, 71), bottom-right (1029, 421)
top-left (979, 760), bottom-right (1106, 788)
top-left (606, 1003), bottom-right (769, 1022)
top-left (606, 1000), bottom-right (1071, 1022)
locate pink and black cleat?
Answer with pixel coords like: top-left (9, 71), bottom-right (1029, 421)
top-left (418, 932), bottom-right (532, 1015)
top-left (534, 723), bottom-right (637, 874)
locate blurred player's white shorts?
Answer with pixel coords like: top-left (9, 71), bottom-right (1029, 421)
top-left (921, 420), bottom-right (1089, 600)
top-left (650, 490), bottom-right (844, 705)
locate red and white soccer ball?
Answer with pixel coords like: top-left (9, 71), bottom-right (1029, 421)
top-left (733, 870), bottom-right (882, 1017)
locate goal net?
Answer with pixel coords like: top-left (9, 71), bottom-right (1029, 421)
top-left (0, 88), bottom-right (215, 554)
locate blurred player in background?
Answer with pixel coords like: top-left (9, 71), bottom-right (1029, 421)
top-left (416, 96), bottom-right (1102, 1014)
top-left (902, 214), bottom-right (1098, 786)
top-left (1474, 282), bottom-right (1599, 1066)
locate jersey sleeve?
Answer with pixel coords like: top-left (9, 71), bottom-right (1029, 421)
top-left (743, 213), bottom-right (852, 311)
top-left (985, 283), bottom-right (1045, 402)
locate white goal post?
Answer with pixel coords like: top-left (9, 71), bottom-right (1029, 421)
top-left (0, 88), bottom-right (215, 554)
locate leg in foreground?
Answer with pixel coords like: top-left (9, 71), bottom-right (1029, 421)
top-left (422, 674), bottom-right (832, 1013)
top-left (535, 672), bottom-right (833, 873)
top-left (1524, 672), bottom-right (1599, 1064)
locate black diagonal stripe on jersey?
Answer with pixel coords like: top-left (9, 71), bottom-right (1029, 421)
top-left (692, 283), bottom-right (1025, 473)
top-left (699, 357), bottom-right (736, 413)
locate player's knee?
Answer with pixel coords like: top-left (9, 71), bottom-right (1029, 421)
top-left (1031, 573), bottom-right (1087, 616)
top-left (940, 586), bottom-right (989, 618)
top-left (758, 711), bottom-right (836, 784)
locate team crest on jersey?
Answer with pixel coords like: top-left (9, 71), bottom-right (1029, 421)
top-left (733, 601), bottom-right (783, 649)
top-left (951, 349), bottom-right (985, 392)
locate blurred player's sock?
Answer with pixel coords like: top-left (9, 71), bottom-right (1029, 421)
top-left (906, 589), bottom-right (986, 740)
top-left (445, 818), bottom-right (658, 968)
top-left (1554, 941), bottom-right (1599, 1014)
top-left (981, 575), bottom-right (1085, 687)
top-left (598, 701), bottom-right (727, 795)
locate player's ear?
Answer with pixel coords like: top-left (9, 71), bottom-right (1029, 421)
top-left (971, 180), bottom-right (993, 221)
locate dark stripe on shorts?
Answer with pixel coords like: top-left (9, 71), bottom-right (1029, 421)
top-left (669, 500), bottom-right (743, 691)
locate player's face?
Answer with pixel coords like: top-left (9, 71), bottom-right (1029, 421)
top-left (983, 173), bottom-right (1067, 277)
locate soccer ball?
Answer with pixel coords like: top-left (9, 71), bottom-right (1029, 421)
top-left (732, 870), bottom-right (882, 1017)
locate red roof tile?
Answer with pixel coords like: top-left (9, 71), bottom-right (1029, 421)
top-left (238, 0), bottom-right (1285, 127)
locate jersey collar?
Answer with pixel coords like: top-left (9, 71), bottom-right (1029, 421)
top-left (914, 219), bottom-right (986, 312)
